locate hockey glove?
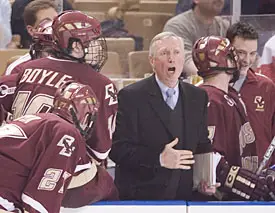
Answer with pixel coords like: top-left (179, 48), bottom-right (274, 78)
top-left (217, 161), bottom-right (269, 200)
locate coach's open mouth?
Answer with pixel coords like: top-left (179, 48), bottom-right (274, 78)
top-left (168, 67), bottom-right (176, 72)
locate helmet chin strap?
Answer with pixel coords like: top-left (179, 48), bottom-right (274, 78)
top-left (70, 108), bottom-right (96, 140)
top-left (90, 64), bottom-right (100, 72)
top-left (70, 108), bottom-right (89, 139)
top-left (208, 66), bottom-right (240, 82)
top-left (229, 69), bottom-right (240, 84)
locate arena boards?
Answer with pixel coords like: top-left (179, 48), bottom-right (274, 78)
top-left (60, 201), bottom-right (275, 213)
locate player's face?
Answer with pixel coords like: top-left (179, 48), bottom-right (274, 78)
top-left (85, 40), bottom-right (104, 66)
top-left (35, 8), bottom-right (57, 27)
top-left (227, 57), bottom-right (235, 68)
top-left (195, 0), bottom-right (224, 15)
top-left (70, 41), bottom-right (85, 59)
top-left (150, 37), bottom-right (184, 87)
top-left (232, 36), bottom-right (258, 76)
top-left (28, 8), bottom-right (57, 37)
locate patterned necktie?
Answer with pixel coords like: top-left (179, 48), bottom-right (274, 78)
top-left (166, 88), bottom-right (176, 110)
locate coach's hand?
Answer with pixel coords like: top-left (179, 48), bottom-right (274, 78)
top-left (198, 181), bottom-right (221, 196)
top-left (160, 138), bottom-right (195, 169)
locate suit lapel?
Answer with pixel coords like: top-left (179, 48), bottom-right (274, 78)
top-left (179, 81), bottom-right (195, 149)
top-left (147, 75), bottom-right (175, 137)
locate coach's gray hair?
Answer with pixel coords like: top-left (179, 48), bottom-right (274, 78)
top-left (149, 32), bottom-right (184, 57)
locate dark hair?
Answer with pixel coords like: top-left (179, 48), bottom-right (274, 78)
top-left (226, 22), bottom-right (259, 42)
top-left (23, 0), bottom-right (58, 26)
top-left (192, 2), bottom-right (197, 10)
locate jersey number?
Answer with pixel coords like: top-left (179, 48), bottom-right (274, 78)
top-left (12, 91), bottom-right (54, 119)
top-left (38, 168), bottom-right (71, 194)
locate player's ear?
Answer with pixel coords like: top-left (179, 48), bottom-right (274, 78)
top-left (26, 25), bottom-right (36, 37)
top-left (68, 39), bottom-right (84, 58)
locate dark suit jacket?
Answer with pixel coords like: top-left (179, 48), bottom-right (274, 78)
top-left (110, 75), bottom-right (212, 200)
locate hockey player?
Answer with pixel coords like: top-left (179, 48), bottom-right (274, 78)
top-left (0, 10), bottom-right (117, 165)
top-left (0, 82), bottom-right (100, 212)
top-left (0, 11), bottom-right (119, 207)
top-left (192, 35), bottom-right (271, 200)
top-left (226, 22), bottom-right (275, 166)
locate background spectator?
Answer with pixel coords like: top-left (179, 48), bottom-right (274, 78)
top-left (175, 0), bottom-right (230, 15)
top-left (0, 0), bottom-right (12, 49)
top-left (175, 0), bottom-right (275, 16)
top-left (163, 0), bottom-right (229, 76)
top-left (227, 21), bottom-right (275, 166)
top-left (11, 0), bottom-right (73, 48)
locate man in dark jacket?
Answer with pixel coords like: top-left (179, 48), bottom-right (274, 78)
top-left (110, 32), bottom-right (217, 200)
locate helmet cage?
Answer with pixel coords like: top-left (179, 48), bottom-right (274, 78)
top-left (83, 37), bottom-right (107, 71)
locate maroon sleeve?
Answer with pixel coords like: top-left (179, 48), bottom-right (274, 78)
top-left (207, 100), bottom-right (228, 156)
top-left (258, 62), bottom-right (275, 83)
top-left (62, 166), bottom-right (118, 208)
top-left (0, 74), bottom-right (19, 113)
top-left (86, 81), bottom-right (118, 162)
top-left (21, 122), bottom-right (90, 213)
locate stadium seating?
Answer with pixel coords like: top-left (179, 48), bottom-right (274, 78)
top-left (139, 1), bottom-right (176, 13)
top-left (81, 11), bottom-right (107, 22)
top-left (0, 49), bottom-right (29, 75)
top-left (128, 51), bottom-right (152, 78)
top-left (101, 52), bottom-right (124, 78)
top-left (124, 12), bottom-right (173, 49)
top-left (74, 0), bottom-right (177, 13)
top-left (111, 77), bottom-right (142, 91)
top-left (106, 38), bottom-right (135, 76)
top-left (73, 0), bottom-right (118, 12)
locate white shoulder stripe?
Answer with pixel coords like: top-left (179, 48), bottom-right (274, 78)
top-left (0, 124), bottom-right (27, 139)
top-left (5, 53), bottom-right (31, 76)
top-left (86, 145), bottom-right (111, 160)
top-left (69, 162), bottom-right (97, 189)
top-left (74, 162), bottom-right (92, 173)
top-left (22, 193), bottom-right (48, 213)
top-left (255, 72), bottom-right (269, 79)
top-left (0, 196), bottom-right (15, 211)
top-left (47, 56), bottom-right (78, 63)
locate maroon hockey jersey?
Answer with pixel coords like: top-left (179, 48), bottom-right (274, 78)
top-left (0, 56), bottom-right (118, 161)
top-left (0, 74), bottom-right (17, 114)
top-left (200, 85), bottom-right (258, 172)
top-left (0, 113), bottom-right (91, 212)
top-left (239, 69), bottom-right (275, 165)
